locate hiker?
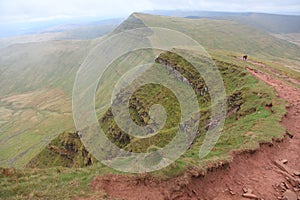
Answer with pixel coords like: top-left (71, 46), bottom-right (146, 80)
top-left (243, 55), bottom-right (248, 61)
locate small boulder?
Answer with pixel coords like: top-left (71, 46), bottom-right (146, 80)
top-left (294, 171), bottom-right (300, 176)
top-left (242, 193), bottom-right (259, 199)
top-left (282, 190), bottom-right (297, 200)
top-left (281, 159), bottom-right (288, 164)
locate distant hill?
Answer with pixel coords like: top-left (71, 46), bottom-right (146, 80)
top-left (125, 13), bottom-right (300, 63)
top-left (0, 18), bottom-right (123, 38)
top-left (0, 19), bottom-right (122, 48)
top-left (145, 10), bottom-right (300, 34)
top-left (194, 13), bottom-right (300, 34)
top-left (145, 10), bottom-right (251, 18)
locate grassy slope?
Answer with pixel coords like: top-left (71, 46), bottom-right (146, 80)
top-left (0, 23), bottom-right (117, 168)
top-left (26, 132), bottom-right (98, 168)
top-left (0, 13), bottom-right (299, 198)
top-left (0, 88), bottom-right (75, 168)
top-left (0, 51), bottom-right (287, 199)
top-left (272, 33), bottom-right (300, 46)
top-left (0, 40), bottom-right (91, 96)
top-left (120, 52), bottom-right (286, 172)
top-left (209, 13), bottom-right (300, 34)
top-left (149, 11), bottom-right (300, 34)
top-left (2, 12), bottom-right (299, 168)
top-left (0, 165), bottom-right (113, 199)
top-left (203, 13), bottom-right (300, 49)
top-left (0, 40), bottom-right (90, 168)
top-left (0, 40), bottom-right (96, 168)
top-left (135, 13), bottom-right (300, 69)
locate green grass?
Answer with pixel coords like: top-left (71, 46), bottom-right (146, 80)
top-left (134, 13), bottom-right (300, 63)
top-left (0, 13), bottom-right (295, 199)
top-left (158, 52), bottom-right (286, 175)
top-left (0, 51), bottom-right (288, 199)
top-left (0, 89), bottom-right (75, 168)
top-left (26, 132), bottom-right (98, 168)
top-left (0, 165), bottom-right (118, 199)
top-left (1, 12), bottom-right (299, 169)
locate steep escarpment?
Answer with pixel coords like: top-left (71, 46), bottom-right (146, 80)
top-left (27, 52), bottom-right (285, 172)
top-left (26, 132), bottom-right (97, 168)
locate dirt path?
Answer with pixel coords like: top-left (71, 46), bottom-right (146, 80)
top-left (83, 60), bottom-right (300, 200)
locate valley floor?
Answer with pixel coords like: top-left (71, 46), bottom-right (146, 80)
top-left (80, 59), bottom-right (300, 200)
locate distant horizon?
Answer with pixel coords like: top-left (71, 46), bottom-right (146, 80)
top-left (1, 10), bottom-right (299, 39)
top-left (144, 9), bottom-right (300, 16)
top-left (1, 9), bottom-right (300, 25)
top-left (1, 0), bottom-right (299, 24)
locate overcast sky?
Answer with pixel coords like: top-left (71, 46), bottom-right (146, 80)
top-left (1, 0), bottom-right (299, 23)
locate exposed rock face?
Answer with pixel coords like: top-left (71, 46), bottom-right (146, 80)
top-left (155, 56), bottom-right (209, 97)
top-left (26, 131), bottom-right (97, 168)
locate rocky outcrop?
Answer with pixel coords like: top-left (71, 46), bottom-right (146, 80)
top-left (155, 56), bottom-right (209, 98)
top-left (26, 131), bottom-right (97, 168)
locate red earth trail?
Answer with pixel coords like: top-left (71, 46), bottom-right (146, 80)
top-left (80, 59), bottom-right (300, 200)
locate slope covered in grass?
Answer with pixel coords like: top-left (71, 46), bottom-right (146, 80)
top-left (0, 40), bottom-right (91, 168)
top-left (0, 48), bottom-right (288, 199)
top-left (122, 52), bottom-right (286, 166)
top-left (132, 13), bottom-right (300, 62)
top-left (0, 25), bottom-right (113, 168)
top-left (28, 50), bottom-right (286, 174)
top-left (0, 12), bottom-right (296, 169)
